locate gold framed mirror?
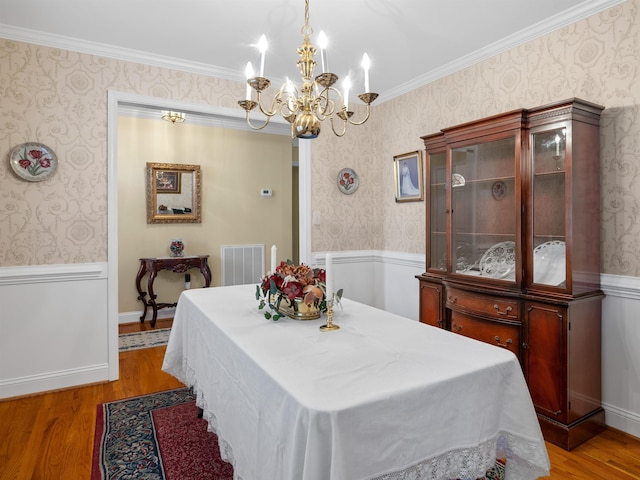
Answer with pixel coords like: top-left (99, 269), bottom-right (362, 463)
top-left (146, 162), bottom-right (201, 223)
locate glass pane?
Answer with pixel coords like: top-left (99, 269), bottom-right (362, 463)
top-left (429, 152), bottom-right (447, 271)
top-left (532, 128), bottom-right (566, 287)
top-left (451, 137), bottom-right (516, 281)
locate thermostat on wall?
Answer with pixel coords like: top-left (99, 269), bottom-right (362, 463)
top-left (260, 188), bottom-right (273, 197)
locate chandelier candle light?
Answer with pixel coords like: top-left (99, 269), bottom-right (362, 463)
top-left (238, 0), bottom-right (378, 139)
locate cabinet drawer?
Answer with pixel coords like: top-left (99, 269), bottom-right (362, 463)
top-left (450, 311), bottom-right (521, 357)
top-left (446, 287), bottom-right (520, 321)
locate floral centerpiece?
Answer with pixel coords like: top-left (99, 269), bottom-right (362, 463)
top-left (256, 260), bottom-right (342, 321)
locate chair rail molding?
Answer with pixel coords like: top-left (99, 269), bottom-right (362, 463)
top-left (0, 262), bottom-right (107, 286)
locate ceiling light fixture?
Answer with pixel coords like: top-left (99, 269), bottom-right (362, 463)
top-left (237, 0), bottom-right (378, 139)
top-left (161, 111), bottom-right (186, 124)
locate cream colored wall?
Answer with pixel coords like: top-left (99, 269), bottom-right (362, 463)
top-left (1, 0), bottom-right (640, 276)
top-left (311, 1), bottom-right (640, 276)
top-left (117, 116), bottom-right (292, 313)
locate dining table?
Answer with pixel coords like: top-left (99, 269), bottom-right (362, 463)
top-left (162, 284), bottom-right (550, 480)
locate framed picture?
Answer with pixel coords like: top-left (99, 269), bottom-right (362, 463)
top-left (155, 170), bottom-right (181, 193)
top-left (393, 151), bottom-right (423, 202)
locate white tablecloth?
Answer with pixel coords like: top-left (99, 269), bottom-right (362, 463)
top-left (162, 285), bottom-right (550, 480)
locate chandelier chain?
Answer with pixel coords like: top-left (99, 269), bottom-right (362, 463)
top-left (302, 0), bottom-right (312, 36)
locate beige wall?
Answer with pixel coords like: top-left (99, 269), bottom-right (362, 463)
top-left (1, 0), bottom-right (640, 276)
top-left (117, 116), bottom-right (292, 313)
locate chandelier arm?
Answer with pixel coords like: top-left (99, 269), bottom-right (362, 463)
top-left (345, 103), bottom-right (373, 126)
top-left (313, 86), bottom-right (340, 119)
top-left (328, 115), bottom-right (348, 137)
top-left (254, 91), bottom-right (285, 118)
top-left (244, 111), bottom-right (273, 131)
top-left (279, 91), bottom-right (301, 118)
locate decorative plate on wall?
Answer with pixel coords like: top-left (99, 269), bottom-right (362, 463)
top-left (337, 168), bottom-right (359, 194)
top-left (9, 142), bottom-right (58, 182)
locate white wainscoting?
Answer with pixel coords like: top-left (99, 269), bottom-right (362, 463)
top-left (4, 256), bottom-right (639, 439)
top-left (601, 274), bottom-right (640, 439)
top-left (0, 263), bottom-right (110, 399)
top-left (311, 250), bottom-right (425, 320)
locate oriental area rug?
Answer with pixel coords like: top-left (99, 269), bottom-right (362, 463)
top-left (92, 388), bottom-right (233, 480)
top-left (118, 328), bottom-right (171, 352)
top-left (92, 388), bottom-right (505, 480)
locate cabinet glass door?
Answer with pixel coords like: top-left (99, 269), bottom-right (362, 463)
top-left (428, 151), bottom-right (447, 271)
top-left (531, 127), bottom-right (567, 288)
top-left (450, 136), bottom-right (517, 280)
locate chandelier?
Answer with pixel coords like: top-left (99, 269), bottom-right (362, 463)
top-left (237, 0), bottom-right (378, 139)
top-left (161, 111), bottom-right (186, 124)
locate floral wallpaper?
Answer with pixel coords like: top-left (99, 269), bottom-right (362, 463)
top-left (312, 0), bottom-right (640, 276)
top-left (0, 41), bottom-right (243, 266)
top-left (1, 0), bottom-right (640, 276)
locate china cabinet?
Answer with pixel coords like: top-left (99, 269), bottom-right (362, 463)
top-left (417, 98), bottom-right (604, 450)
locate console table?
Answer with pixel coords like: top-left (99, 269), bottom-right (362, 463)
top-left (135, 255), bottom-right (211, 327)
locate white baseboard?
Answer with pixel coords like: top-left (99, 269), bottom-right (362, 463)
top-left (119, 308), bottom-right (176, 325)
top-left (602, 402), bottom-right (640, 439)
top-left (0, 364), bottom-right (109, 399)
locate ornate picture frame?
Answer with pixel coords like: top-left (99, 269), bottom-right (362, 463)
top-left (393, 151), bottom-right (424, 203)
top-left (146, 163), bottom-right (201, 223)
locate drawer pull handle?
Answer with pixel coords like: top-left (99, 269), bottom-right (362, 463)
top-left (494, 336), bottom-right (513, 348)
top-left (493, 304), bottom-right (513, 315)
top-left (452, 322), bottom-right (462, 332)
top-left (448, 296), bottom-right (458, 304)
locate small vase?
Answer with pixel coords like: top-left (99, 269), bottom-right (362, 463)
top-left (169, 239), bottom-right (184, 257)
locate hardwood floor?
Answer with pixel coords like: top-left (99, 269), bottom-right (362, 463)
top-left (0, 319), bottom-right (639, 480)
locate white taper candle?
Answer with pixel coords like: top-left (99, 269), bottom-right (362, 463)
top-left (361, 53), bottom-right (370, 93)
top-left (245, 62), bottom-right (254, 100)
top-left (342, 77), bottom-right (351, 111)
top-left (271, 245), bottom-right (277, 274)
top-left (258, 35), bottom-right (267, 77)
top-left (325, 252), bottom-right (333, 303)
top-left (318, 31), bottom-right (328, 73)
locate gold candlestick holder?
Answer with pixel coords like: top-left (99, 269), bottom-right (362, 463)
top-left (320, 301), bottom-right (339, 332)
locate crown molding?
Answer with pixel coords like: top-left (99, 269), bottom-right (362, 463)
top-left (0, 23), bottom-right (243, 82)
top-left (380, 0), bottom-right (627, 102)
top-left (0, 0), bottom-right (627, 104)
